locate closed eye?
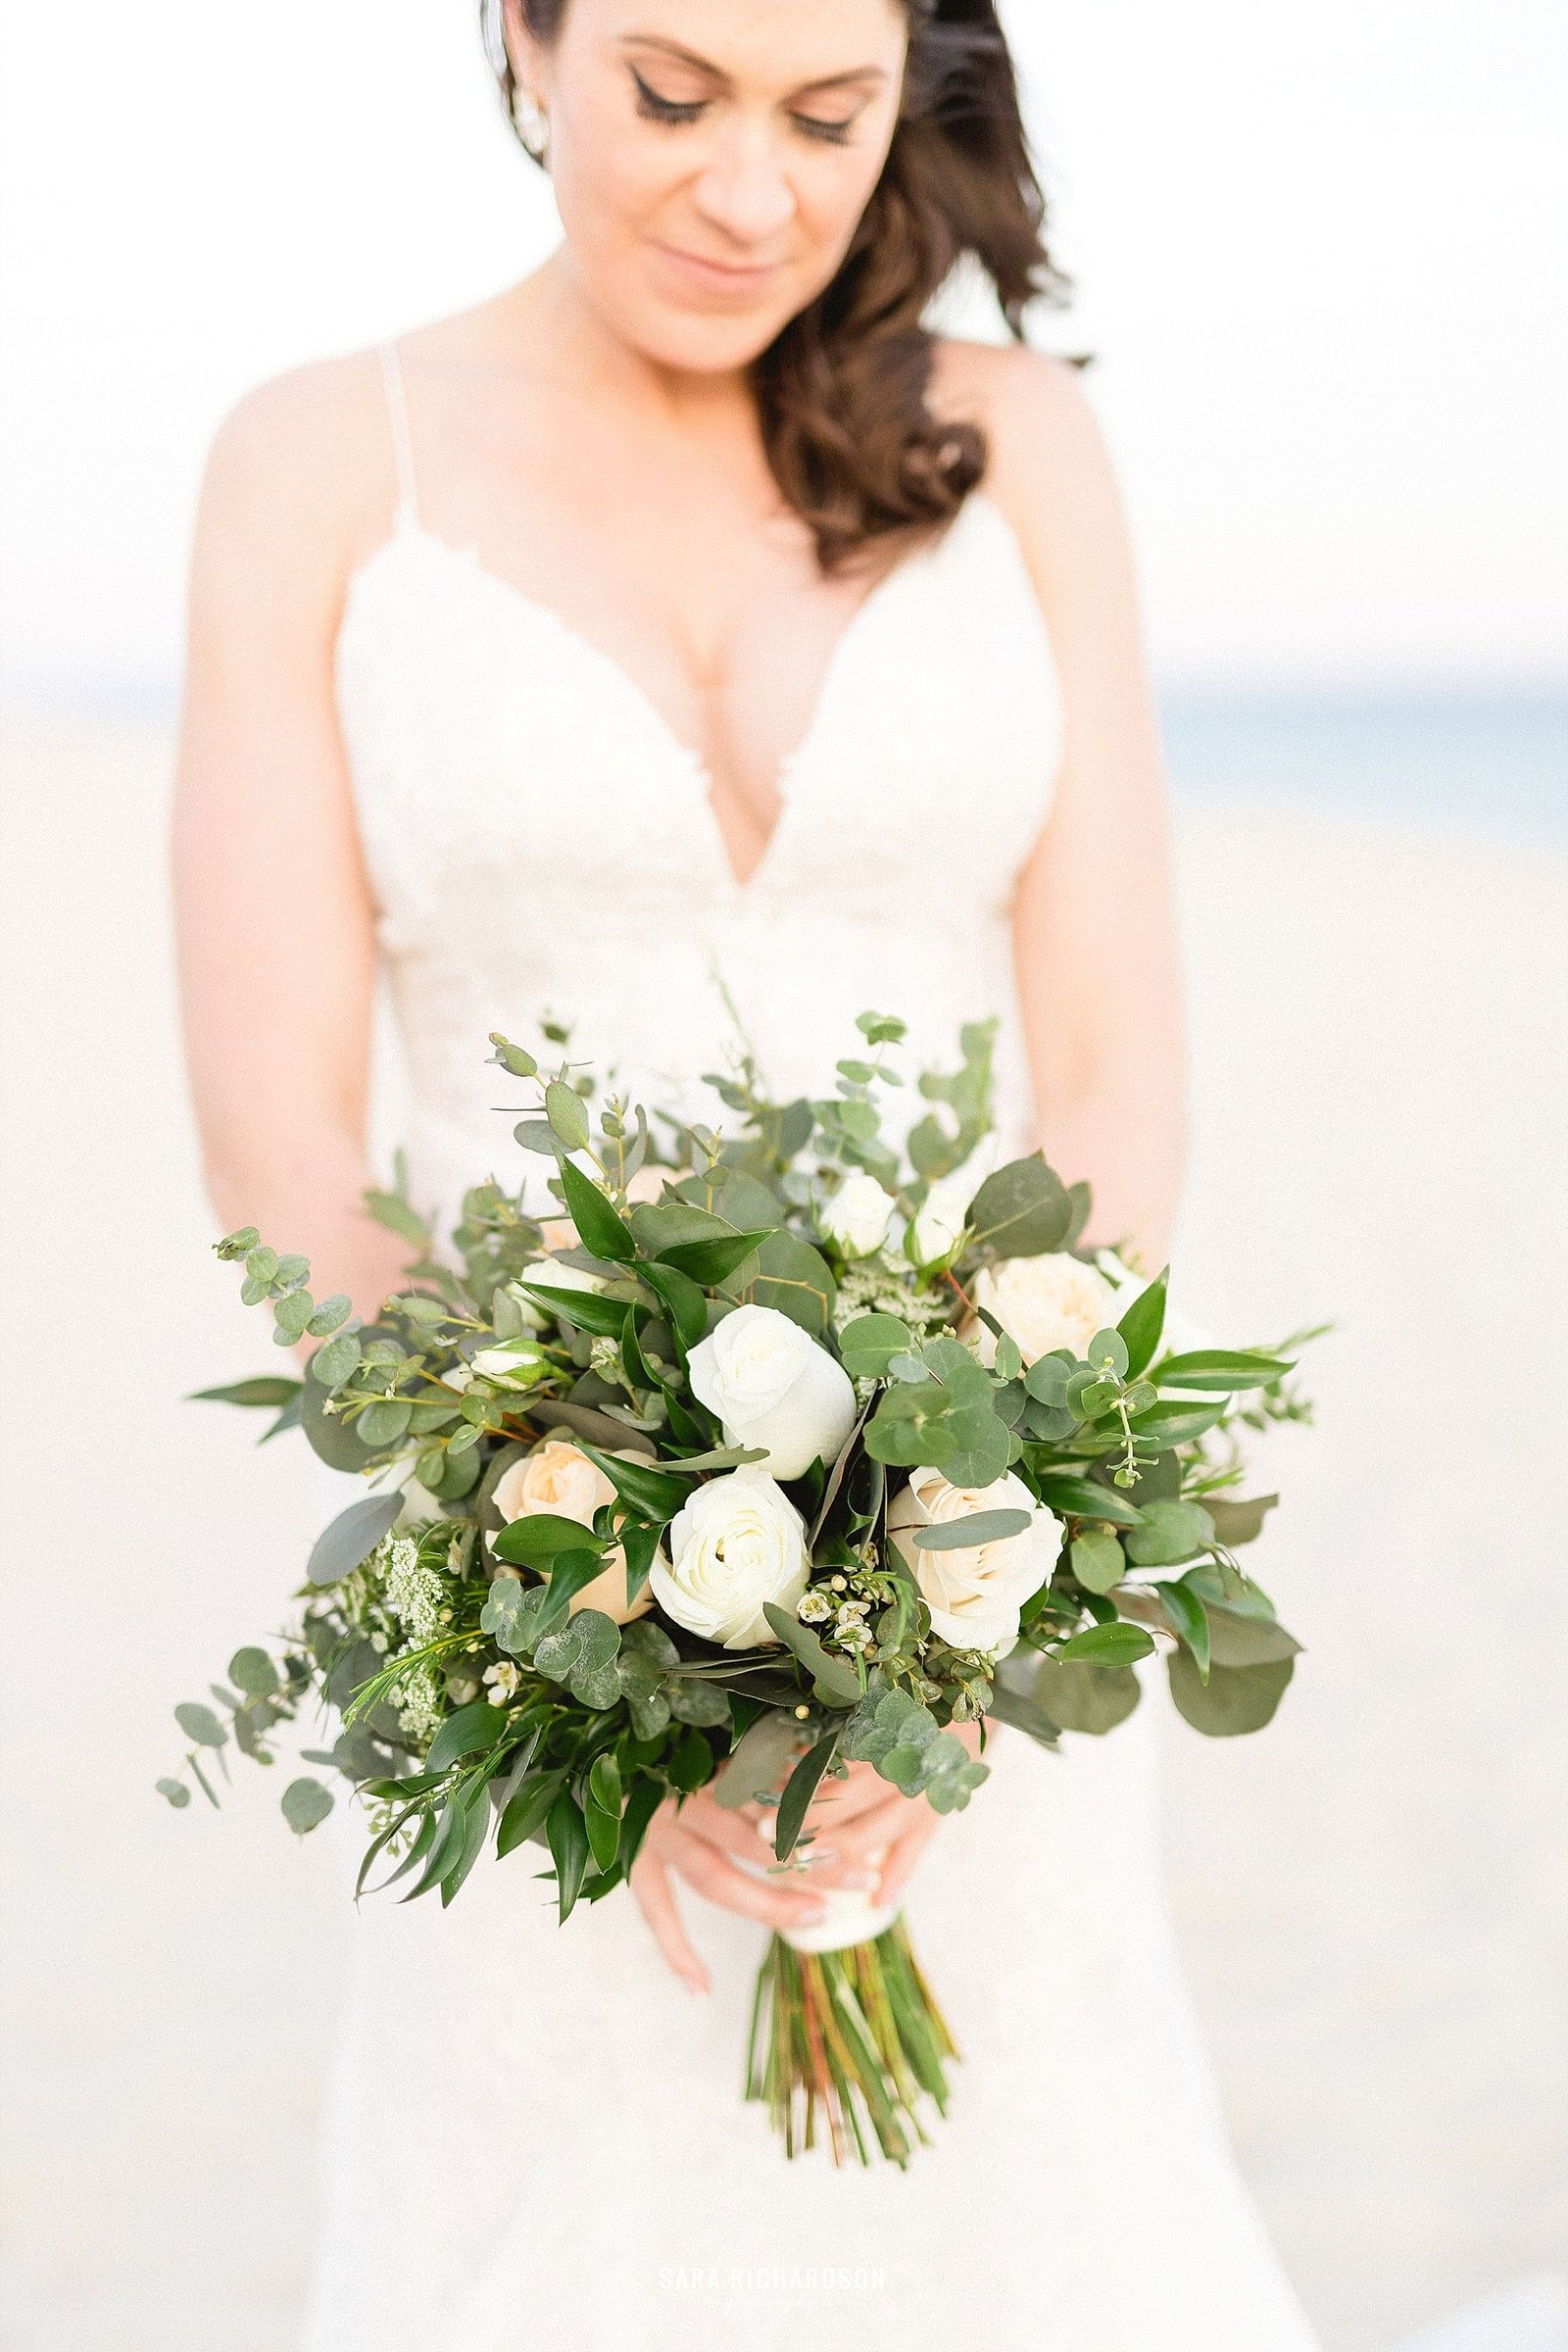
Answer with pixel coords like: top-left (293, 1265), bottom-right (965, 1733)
top-left (791, 113), bottom-right (858, 146)
top-left (631, 67), bottom-right (862, 147)
top-left (631, 67), bottom-right (707, 126)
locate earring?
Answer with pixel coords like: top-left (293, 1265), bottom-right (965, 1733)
top-left (512, 84), bottom-right (550, 167)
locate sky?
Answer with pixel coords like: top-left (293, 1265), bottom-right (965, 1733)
top-left (0, 0), bottom-right (1564, 704)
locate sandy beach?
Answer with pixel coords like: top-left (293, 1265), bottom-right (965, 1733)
top-left (1, 717), bottom-right (1563, 2351)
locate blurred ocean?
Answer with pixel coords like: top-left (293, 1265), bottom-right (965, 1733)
top-left (1162, 690), bottom-right (1568, 842)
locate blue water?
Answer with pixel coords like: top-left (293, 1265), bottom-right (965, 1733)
top-left (1159, 691), bottom-right (1567, 842)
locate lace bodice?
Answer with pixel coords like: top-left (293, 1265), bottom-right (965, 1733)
top-left (334, 354), bottom-right (1061, 1219)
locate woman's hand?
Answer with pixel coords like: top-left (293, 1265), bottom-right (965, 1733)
top-left (629, 1724), bottom-right (986, 1992)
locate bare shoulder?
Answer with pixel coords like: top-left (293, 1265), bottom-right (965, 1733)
top-left (931, 336), bottom-right (1137, 617)
top-left (193, 350), bottom-right (397, 593)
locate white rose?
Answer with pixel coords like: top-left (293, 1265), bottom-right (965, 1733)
top-left (687, 1303), bottom-right (857, 1480)
top-left (887, 1466), bottom-right (1063, 1654)
top-left (909, 1171), bottom-right (974, 1268)
top-left (469, 1336), bottom-right (552, 1388)
top-left (491, 1438), bottom-right (653, 1625)
top-left (652, 1465), bottom-right (810, 1648)
top-left (970, 1251), bottom-right (1119, 1367)
top-left (820, 1172), bottom-right (894, 1259)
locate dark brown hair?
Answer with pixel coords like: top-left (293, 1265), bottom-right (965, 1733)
top-left (488, 0), bottom-right (1068, 571)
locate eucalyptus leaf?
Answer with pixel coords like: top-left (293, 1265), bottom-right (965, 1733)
top-left (307, 1491), bottom-right (405, 1588)
top-left (1168, 1650), bottom-right (1295, 1735)
top-left (912, 1507), bottom-right (1033, 1552)
top-left (281, 1776), bottom-right (334, 1836)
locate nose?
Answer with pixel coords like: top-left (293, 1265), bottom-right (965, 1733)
top-left (691, 119), bottom-right (797, 248)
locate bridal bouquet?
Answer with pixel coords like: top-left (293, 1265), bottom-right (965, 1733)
top-left (165, 1012), bottom-right (1313, 2166)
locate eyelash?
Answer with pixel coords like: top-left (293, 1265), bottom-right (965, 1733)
top-left (630, 69), bottom-right (856, 147)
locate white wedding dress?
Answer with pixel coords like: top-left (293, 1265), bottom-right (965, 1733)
top-left (299, 348), bottom-right (1322, 2351)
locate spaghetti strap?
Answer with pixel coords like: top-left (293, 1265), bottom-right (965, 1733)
top-left (377, 342), bottom-right (419, 525)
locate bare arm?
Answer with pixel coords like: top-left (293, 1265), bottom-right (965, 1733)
top-left (975, 352), bottom-right (1188, 1267)
top-left (172, 366), bottom-right (408, 1316)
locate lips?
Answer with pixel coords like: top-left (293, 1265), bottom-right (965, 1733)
top-left (652, 241), bottom-right (784, 296)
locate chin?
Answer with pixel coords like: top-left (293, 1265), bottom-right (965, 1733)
top-left (618, 292), bottom-right (796, 376)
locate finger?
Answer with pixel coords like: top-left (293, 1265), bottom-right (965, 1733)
top-left (798, 1794), bottom-right (913, 1889)
top-left (629, 1850), bottom-right (710, 1994)
top-left (667, 1835), bottom-right (832, 1935)
top-left (872, 1807), bottom-right (942, 1908)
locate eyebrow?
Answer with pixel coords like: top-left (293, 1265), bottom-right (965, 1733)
top-left (618, 33), bottom-right (890, 100)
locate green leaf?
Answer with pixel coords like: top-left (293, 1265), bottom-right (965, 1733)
top-left (762, 1602), bottom-right (861, 1706)
top-left (227, 1646), bottom-right (279, 1698)
top-left (588, 1751), bottom-right (622, 1821)
top-left (575, 1440), bottom-right (690, 1525)
top-left (1155, 1349), bottom-right (1297, 1393)
top-left (1125, 1397), bottom-right (1229, 1446)
top-left (714, 1709), bottom-right (802, 1809)
top-left (1155, 1579), bottom-right (1211, 1679)
top-left (1087, 1328), bottom-right (1130, 1379)
top-left (1168, 1650), bottom-right (1295, 1735)
top-left (556, 1154), bottom-right (637, 1263)
top-left (1203, 1605), bottom-right (1302, 1669)
top-left (839, 1313), bottom-right (914, 1379)
top-left (280, 1777), bottom-right (334, 1835)
top-left (912, 1507), bottom-right (1033, 1552)
top-left (425, 1701), bottom-right (509, 1774)
top-left (480, 1576), bottom-right (550, 1657)
top-left (1031, 1474), bottom-right (1146, 1529)
top-left (1057, 1622), bottom-right (1155, 1667)
top-left (189, 1376), bottom-right (303, 1409)
top-left (1116, 1269), bottom-right (1168, 1380)
top-left (964, 1152), bottom-right (1073, 1261)
top-left (308, 1490), bottom-right (406, 1588)
top-left (488, 1030), bottom-right (538, 1078)
top-left (1070, 1529), bottom-right (1125, 1594)
top-left (726, 1230), bottom-right (837, 1341)
top-left (1027, 1654), bottom-right (1142, 1735)
top-left (156, 1776), bottom-right (192, 1808)
top-left (636, 1259), bottom-right (708, 1351)
top-left (774, 1725), bottom-right (842, 1860)
top-left (667, 1726), bottom-right (715, 1793)
top-left (545, 1081), bottom-right (591, 1152)
top-left (358, 1396), bottom-right (414, 1448)
top-left (491, 1512), bottom-right (609, 1568)
top-left (534, 1547), bottom-right (612, 1631)
top-left (1203, 1493), bottom-right (1280, 1547)
top-left (984, 1678), bottom-right (1062, 1747)
top-left (533, 1609), bottom-right (623, 1708)
top-left (496, 1768), bottom-right (568, 1858)
top-left (657, 1229), bottom-right (774, 1287)
top-left (363, 1188), bottom-right (431, 1247)
top-left (546, 1790), bottom-right (592, 1919)
top-left (1023, 1353), bottom-right (1072, 1406)
top-left (510, 1280), bottom-right (628, 1339)
top-left (174, 1702), bottom-right (227, 1749)
top-left (1122, 1499), bottom-right (1216, 1569)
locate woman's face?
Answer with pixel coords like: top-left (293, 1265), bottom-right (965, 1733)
top-left (510, 0), bottom-right (910, 373)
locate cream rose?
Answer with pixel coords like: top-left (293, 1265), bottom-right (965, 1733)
top-left (887, 1466), bottom-right (1063, 1654)
top-left (971, 1251), bottom-right (1120, 1367)
top-left (652, 1465), bottom-right (810, 1649)
top-left (687, 1303), bottom-right (857, 1481)
top-left (820, 1172), bottom-right (894, 1259)
top-left (908, 1171), bottom-right (974, 1268)
top-left (491, 1438), bottom-right (653, 1625)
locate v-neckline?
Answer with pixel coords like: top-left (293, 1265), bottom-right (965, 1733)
top-left (362, 497), bottom-right (987, 896)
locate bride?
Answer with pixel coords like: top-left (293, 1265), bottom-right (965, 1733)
top-left (173, 1), bottom-right (1322, 2343)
